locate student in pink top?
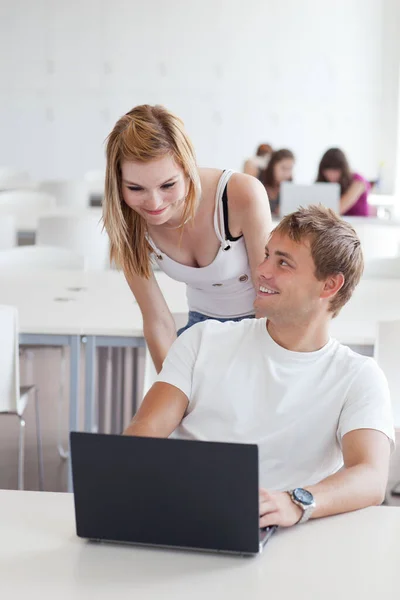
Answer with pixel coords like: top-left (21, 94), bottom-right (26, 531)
top-left (316, 148), bottom-right (371, 216)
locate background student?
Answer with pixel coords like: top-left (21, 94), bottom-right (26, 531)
top-left (316, 147), bottom-right (371, 216)
top-left (261, 149), bottom-right (295, 216)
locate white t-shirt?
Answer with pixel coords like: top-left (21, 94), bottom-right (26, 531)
top-left (156, 318), bottom-right (395, 491)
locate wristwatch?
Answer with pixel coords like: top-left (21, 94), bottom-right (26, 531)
top-left (288, 488), bottom-right (316, 524)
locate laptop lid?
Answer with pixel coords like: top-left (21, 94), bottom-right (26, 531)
top-left (280, 182), bottom-right (341, 216)
top-left (70, 432), bottom-right (261, 554)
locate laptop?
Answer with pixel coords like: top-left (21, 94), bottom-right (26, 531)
top-left (70, 432), bottom-right (277, 556)
top-left (279, 182), bottom-right (341, 216)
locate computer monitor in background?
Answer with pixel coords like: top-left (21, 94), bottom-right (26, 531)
top-left (279, 182), bottom-right (341, 216)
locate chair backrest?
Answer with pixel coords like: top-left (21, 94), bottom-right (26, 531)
top-left (363, 257), bottom-right (400, 279)
top-left (0, 167), bottom-right (31, 190)
top-left (84, 170), bottom-right (105, 196)
top-left (0, 214), bottom-right (17, 249)
top-left (0, 305), bottom-right (20, 414)
top-left (374, 320), bottom-right (400, 428)
top-left (37, 180), bottom-right (90, 209)
top-left (36, 214), bottom-right (110, 270)
top-left (0, 246), bottom-right (85, 270)
top-left (356, 223), bottom-right (400, 260)
top-left (0, 190), bottom-right (56, 211)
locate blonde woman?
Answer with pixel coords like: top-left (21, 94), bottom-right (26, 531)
top-left (103, 105), bottom-right (272, 372)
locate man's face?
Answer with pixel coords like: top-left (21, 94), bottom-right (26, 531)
top-left (254, 232), bottom-right (328, 323)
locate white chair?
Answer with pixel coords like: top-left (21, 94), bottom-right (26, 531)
top-left (0, 214), bottom-right (17, 249)
top-left (0, 167), bottom-right (31, 190)
top-left (0, 190), bottom-right (56, 211)
top-left (0, 191), bottom-right (56, 240)
top-left (0, 246), bottom-right (85, 270)
top-left (356, 224), bottom-right (400, 260)
top-left (0, 246), bottom-right (85, 460)
top-left (37, 180), bottom-right (90, 209)
top-left (0, 305), bottom-right (44, 490)
top-left (374, 320), bottom-right (400, 427)
top-left (84, 170), bottom-right (105, 207)
top-left (85, 170), bottom-right (105, 194)
top-left (374, 320), bottom-right (400, 497)
top-left (37, 214), bottom-right (110, 270)
top-left (363, 257), bottom-right (400, 279)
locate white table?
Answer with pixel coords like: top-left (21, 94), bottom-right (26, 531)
top-left (0, 270), bottom-right (399, 386)
top-left (1, 267), bottom-right (391, 343)
top-left (0, 270), bottom-right (186, 489)
top-left (1, 270), bottom-right (399, 488)
top-left (0, 490), bottom-right (399, 599)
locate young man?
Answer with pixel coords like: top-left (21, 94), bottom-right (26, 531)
top-left (124, 205), bottom-right (394, 528)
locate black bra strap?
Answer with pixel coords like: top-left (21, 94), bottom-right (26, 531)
top-left (222, 184), bottom-right (243, 242)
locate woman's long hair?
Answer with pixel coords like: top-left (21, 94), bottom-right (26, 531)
top-left (316, 148), bottom-right (352, 195)
top-left (103, 105), bottom-right (201, 279)
top-left (261, 149), bottom-right (294, 188)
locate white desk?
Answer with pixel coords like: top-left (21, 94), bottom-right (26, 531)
top-left (0, 269), bottom-right (399, 381)
top-left (1, 270), bottom-right (399, 488)
top-left (0, 490), bottom-right (399, 599)
top-left (0, 270), bottom-right (186, 489)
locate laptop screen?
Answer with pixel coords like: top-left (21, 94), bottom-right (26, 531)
top-left (71, 433), bottom-right (261, 554)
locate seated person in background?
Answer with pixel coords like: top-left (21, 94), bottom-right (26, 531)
top-left (261, 149), bottom-right (295, 216)
top-left (316, 147), bottom-right (371, 216)
top-left (243, 143), bottom-right (273, 179)
top-left (124, 205), bottom-right (394, 528)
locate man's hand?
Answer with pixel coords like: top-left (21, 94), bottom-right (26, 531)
top-left (259, 489), bottom-right (303, 528)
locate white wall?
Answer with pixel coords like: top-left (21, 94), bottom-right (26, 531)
top-left (380, 0), bottom-right (400, 193)
top-left (0, 0), bottom-right (398, 190)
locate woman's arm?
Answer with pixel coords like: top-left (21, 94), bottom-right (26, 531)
top-left (227, 173), bottom-right (273, 285)
top-left (124, 269), bottom-right (177, 372)
top-left (340, 179), bottom-right (366, 214)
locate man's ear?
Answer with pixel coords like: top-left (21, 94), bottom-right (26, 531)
top-left (320, 273), bottom-right (345, 300)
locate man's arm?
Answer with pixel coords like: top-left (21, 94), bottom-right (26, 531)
top-left (259, 429), bottom-right (391, 528)
top-left (123, 382), bottom-right (189, 438)
top-left (124, 318), bottom-right (202, 437)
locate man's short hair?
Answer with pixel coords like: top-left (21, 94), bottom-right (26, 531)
top-left (273, 205), bottom-right (364, 317)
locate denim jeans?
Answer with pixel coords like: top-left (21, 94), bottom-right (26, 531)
top-left (177, 311), bottom-right (255, 336)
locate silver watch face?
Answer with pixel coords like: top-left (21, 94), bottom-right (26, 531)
top-left (293, 488), bottom-right (314, 506)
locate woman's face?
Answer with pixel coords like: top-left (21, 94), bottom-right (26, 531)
top-left (274, 158), bottom-right (294, 184)
top-left (322, 168), bottom-right (342, 183)
top-left (121, 154), bottom-right (188, 226)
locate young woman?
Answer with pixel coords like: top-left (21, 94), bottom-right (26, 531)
top-left (103, 105), bottom-right (272, 372)
top-left (316, 148), bottom-right (371, 216)
top-left (260, 149), bottom-right (295, 216)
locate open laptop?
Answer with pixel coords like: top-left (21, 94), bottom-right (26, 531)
top-left (279, 182), bottom-right (341, 216)
top-left (70, 432), bottom-right (277, 556)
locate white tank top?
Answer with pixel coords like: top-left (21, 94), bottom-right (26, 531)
top-left (148, 170), bottom-right (256, 318)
